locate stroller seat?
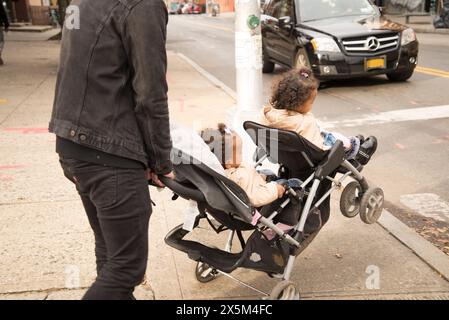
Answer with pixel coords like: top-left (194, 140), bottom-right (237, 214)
top-left (243, 121), bottom-right (362, 179)
top-left (161, 153), bottom-right (291, 275)
top-left (161, 126), bottom-right (347, 276)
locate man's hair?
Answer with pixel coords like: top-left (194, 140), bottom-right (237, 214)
top-left (269, 67), bottom-right (318, 113)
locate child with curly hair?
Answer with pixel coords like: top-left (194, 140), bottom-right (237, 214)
top-left (262, 68), bottom-right (377, 165)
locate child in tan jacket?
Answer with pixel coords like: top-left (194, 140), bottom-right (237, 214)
top-left (261, 68), bottom-right (377, 165)
top-left (200, 124), bottom-right (290, 208)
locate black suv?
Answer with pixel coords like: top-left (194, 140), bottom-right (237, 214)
top-left (261, 0), bottom-right (419, 81)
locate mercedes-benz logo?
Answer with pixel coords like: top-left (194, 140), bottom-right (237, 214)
top-left (366, 37), bottom-right (380, 51)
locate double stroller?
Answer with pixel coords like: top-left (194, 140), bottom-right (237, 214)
top-left (158, 122), bottom-right (385, 300)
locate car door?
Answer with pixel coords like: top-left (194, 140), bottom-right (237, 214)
top-left (262, 0), bottom-right (285, 63)
top-left (273, 0), bottom-right (297, 66)
top-left (262, 0), bottom-right (297, 66)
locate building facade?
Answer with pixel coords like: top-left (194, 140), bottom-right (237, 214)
top-left (5, 0), bottom-right (57, 25)
top-left (216, 0), bottom-right (234, 13)
top-left (383, 0), bottom-right (437, 14)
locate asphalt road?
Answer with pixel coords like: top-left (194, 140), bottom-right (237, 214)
top-left (166, 14), bottom-right (449, 221)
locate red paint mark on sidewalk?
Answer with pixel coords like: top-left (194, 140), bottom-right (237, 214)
top-left (179, 99), bottom-right (185, 113)
top-left (0, 174), bottom-right (13, 182)
top-left (432, 135), bottom-right (449, 144)
top-left (0, 165), bottom-right (26, 170)
top-left (395, 143), bottom-right (406, 150)
top-left (3, 127), bottom-right (48, 134)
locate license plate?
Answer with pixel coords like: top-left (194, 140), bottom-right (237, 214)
top-left (365, 57), bottom-right (386, 70)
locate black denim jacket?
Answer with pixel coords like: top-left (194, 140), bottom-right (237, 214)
top-left (49, 0), bottom-right (173, 174)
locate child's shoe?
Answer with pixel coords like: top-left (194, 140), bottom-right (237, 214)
top-left (356, 136), bottom-right (378, 165)
top-left (276, 178), bottom-right (303, 189)
top-left (346, 136), bottom-right (361, 160)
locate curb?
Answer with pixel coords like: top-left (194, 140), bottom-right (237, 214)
top-left (178, 50), bottom-right (449, 282)
top-left (176, 52), bottom-right (237, 100)
top-left (415, 28), bottom-right (449, 34)
top-left (9, 26), bottom-right (54, 33)
top-left (378, 210), bottom-right (449, 281)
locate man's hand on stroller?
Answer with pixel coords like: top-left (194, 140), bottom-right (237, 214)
top-left (146, 170), bottom-right (175, 188)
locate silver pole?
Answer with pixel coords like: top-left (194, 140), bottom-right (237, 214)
top-left (235, 0), bottom-right (263, 112)
top-left (295, 179), bottom-right (321, 232)
top-left (225, 230), bottom-right (235, 252)
top-left (230, 0), bottom-right (264, 163)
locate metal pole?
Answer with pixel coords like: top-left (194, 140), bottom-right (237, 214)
top-left (230, 0), bottom-right (263, 163)
top-left (234, 0), bottom-right (263, 112)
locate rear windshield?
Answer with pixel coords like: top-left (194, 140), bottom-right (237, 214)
top-left (299, 0), bottom-right (376, 22)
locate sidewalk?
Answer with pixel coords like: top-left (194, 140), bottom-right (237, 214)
top-left (1, 34), bottom-right (449, 300)
top-left (385, 14), bottom-right (449, 34)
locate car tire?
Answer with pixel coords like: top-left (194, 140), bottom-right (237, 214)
top-left (386, 68), bottom-right (414, 82)
top-left (262, 49), bottom-right (275, 74)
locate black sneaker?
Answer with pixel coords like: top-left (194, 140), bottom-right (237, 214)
top-left (356, 136), bottom-right (378, 165)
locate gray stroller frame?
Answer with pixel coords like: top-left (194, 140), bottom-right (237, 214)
top-left (159, 122), bottom-right (384, 300)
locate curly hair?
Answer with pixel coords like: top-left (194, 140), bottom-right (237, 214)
top-left (269, 68), bottom-right (318, 113)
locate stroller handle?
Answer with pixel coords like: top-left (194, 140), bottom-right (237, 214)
top-left (158, 175), bottom-right (206, 203)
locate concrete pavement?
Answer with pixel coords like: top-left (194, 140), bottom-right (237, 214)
top-left (1, 32), bottom-right (449, 300)
top-left (385, 14), bottom-right (449, 34)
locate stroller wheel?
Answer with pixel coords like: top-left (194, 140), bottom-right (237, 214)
top-left (195, 262), bottom-right (218, 283)
top-left (340, 181), bottom-right (362, 218)
top-left (359, 187), bottom-right (384, 224)
top-left (269, 281), bottom-right (300, 300)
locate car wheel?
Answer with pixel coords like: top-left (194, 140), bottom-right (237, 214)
top-left (195, 262), bottom-right (218, 283)
top-left (269, 281), bottom-right (300, 300)
top-left (262, 48), bottom-right (275, 74)
top-left (386, 68), bottom-right (414, 82)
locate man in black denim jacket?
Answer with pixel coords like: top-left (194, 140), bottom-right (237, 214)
top-left (50, 0), bottom-right (174, 299)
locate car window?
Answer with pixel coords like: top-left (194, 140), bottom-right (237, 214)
top-left (261, 0), bottom-right (269, 12)
top-left (273, 0), bottom-right (294, 18)
top-left (298, 0), bottom-right (376, 22)
top-left (265, 0), bottom-right (279, 16)
top-left (266, 0), bottom-right (294, 19)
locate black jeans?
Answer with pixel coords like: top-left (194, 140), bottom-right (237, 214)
top-left (59, 157), bottom-right (151, 300)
